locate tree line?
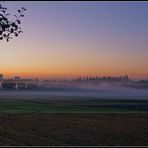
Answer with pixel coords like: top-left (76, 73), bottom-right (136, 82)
top-left (74, 75), bottom-right (129, 81)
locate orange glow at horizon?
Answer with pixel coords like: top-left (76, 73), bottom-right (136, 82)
top-left (1, 40), bottom-right (148, 80)
top-left (2, 66), bottom-right (148, 80)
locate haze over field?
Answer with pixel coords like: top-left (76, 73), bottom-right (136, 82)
top-left (0, 82), bottom-right (148, 100)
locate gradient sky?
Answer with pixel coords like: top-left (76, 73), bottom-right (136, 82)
top-left (0, 1), bottom-right (148, 80)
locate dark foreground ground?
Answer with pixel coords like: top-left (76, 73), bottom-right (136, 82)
top-left (0, 113), bottom-right (148, 146)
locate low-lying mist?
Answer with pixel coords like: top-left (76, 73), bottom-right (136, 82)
top-left (0, 81), bottom-right (148, 100)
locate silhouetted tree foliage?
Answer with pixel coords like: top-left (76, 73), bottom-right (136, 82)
top-left (0, 2), bottom-right (26, 42)
top-left (74, 75), bottom-right (129, 81)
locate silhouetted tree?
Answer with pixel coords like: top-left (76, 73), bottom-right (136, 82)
top-left (0, 1), bottom-right (26, 42)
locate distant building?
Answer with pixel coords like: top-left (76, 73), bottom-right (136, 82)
top-left (14, 76), bottom-right (21, 81)
top-left (0, 74), bottom-right (3, 81)
top-left (35, 78), bottom-right (39, 81)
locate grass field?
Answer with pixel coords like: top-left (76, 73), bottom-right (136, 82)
top-left (0, 99), bottom-right (134, 113)
top-left (0, 97), bottom-right (148, 113)
top-left (0, 113), bottom-right (147, 146)
top-left (0, 96), bottom-right (148, 146)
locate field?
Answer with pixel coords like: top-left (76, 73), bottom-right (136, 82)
top-left (0, 113), bottom-right (148, 146)
top-left (0, 96), bottom-right (148, 113)
top-left (0, 93), bottom-right (148, 146)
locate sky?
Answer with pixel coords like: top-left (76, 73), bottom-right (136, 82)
top-left (0, 1), bottom-right (148, 80)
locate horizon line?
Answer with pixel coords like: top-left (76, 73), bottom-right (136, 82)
top-left (0, 74), bottom-right (148, 81)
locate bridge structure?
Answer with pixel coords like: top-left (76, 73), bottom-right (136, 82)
top-left (0, 80), bottom-right (70, 90)
top-left (0, 80), bottom-right (50, 90)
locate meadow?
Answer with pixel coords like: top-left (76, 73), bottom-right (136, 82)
top-left (0, 91), bottom-right (148, 145)
top-left (0, 96), bottom-right (148, 113)
top-left (0, 113), bottom-right (148, 146)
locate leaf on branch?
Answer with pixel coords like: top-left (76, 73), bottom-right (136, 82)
top-left (11, 28), bottom-right (14, 33)
top-left (0, 3), bottom-right (27, 42)
top-left (15, 33), bottom-right (18, 37)
top-left (17, 20), bottom-right (21, 24)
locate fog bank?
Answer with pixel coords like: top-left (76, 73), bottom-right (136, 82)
top-left (0, 81), bottom-right (148, 100)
